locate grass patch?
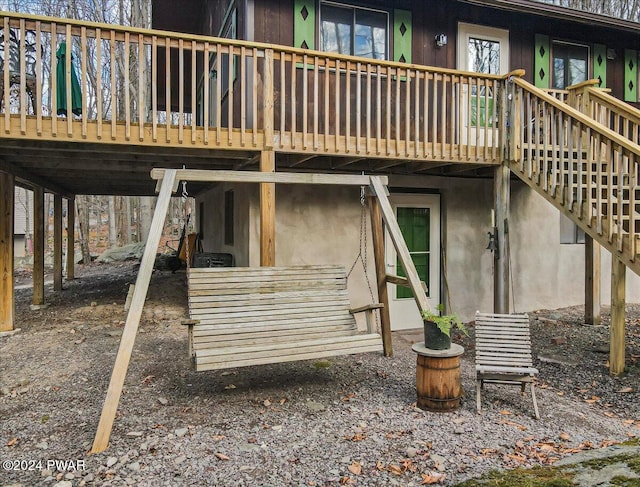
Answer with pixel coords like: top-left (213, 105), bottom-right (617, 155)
top-left (454, 466), bottom-right (575, 486)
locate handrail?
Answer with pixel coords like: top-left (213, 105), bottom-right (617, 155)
top-left (0, 10), bottom-right (506, 163)
top-left (510, 76), bottom-right (640, 266)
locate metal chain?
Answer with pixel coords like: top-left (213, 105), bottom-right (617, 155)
top-left (181, 177), bottom-right (192, 277)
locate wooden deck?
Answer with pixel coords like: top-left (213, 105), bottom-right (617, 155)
top-left (0, 11), bottom-right (503, 195)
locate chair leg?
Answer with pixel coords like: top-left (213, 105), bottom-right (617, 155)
top-left (476, 378), bottom-right (482, 414)
top-left (530, 382), bottom-right (540, 420)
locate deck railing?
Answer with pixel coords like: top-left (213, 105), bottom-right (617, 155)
top-left (0, 10), bottom-right (504, 162)
top-left (510, 75), bottom-right (640, 271)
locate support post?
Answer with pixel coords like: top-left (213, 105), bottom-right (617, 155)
top-left (53, 194), bottom-right (63, 291)
top-left (66, 197), bottom-right (75, 280)
top-left (493, 165), bottom-right (510, 314)
top-left (92, 169), bottom-right (177, 453)
top-left (585, 236), bottom-right (601, 325)
top-left (368, 196), bottom-right (392, 357)
top-left (0, 171), bottom-right (14, 332)
top-left (260, 150), bottom-right (276, 266)
top-left (610, 257), bottom-right (626, 375)
top-left (33, 187), bottom-right (45, 306)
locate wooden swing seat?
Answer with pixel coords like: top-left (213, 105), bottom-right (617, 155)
top-left (184, 264), bottom-right (383, 371)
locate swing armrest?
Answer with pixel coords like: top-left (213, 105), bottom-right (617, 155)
top-left (349, 303), bottom-right (384, 314)
top-left (181, 319), bottom-right (200, 326)
top-left (350, 304), bottom-right (383, 335)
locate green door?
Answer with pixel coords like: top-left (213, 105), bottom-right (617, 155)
top-left (396, 207), bottom-right (430, 299)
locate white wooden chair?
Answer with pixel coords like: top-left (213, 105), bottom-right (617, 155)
top-left (474, 311), bottom-right (540, 419)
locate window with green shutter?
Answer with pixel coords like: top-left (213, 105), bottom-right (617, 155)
top-left (625, 49), bottom-right (637, 102)
top-left (534, 34), bottom-right (550, 89)
top-left (393, 9), bottom-right (411, 64)
top-left (593, 43), bottom-right (607, 87)
top-left (294, 0), bottom-right (316, 50)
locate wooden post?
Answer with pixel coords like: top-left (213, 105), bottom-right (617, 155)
top-left (585, 236), bottom-right (601, 325)
top-left (0, 171), bottom-right (14, 332)
top-left (368, 196), bottom-right (392, 356)
top-left (33, 187), bottom-right (45, 306)
top-left (260, 150), bottom-right (276, 267)
top-left (610, 257), bottom-right (626, 375)
top-left (66, 197), bottom-right (75, 280)
top-left (92, 169), bottom-right (177, 453)
top-left (493, 165), bottom-right (510, 314)
top-left (53, 194), bottom-right (63, 291)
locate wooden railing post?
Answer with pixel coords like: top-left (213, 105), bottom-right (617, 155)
top-left (610, 256), bottom-right (626, 375)
top-left (33, 186), bottom-right (45, 306)
top-left (260, 150), bottom-right (276, 267)
top-left (0, 171), bottom-right (14, 332)
top-left (263, 49), bottom-right (274, 150)
top-left (66, 197), bottom-right (75, 280)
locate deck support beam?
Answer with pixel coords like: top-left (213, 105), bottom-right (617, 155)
top-left (368, 195), bottom-right (392, 356)
top-left (493, 165), bottom-right (510, 314)
top-left (260, 150), bottom-right (276, 266)
top-left (0, 171), bottom-right (14, 332)
top-left (585, 236), bottom-right (601, 325)
top-left (66, 197), bottom-right (75, 280)
top-left (53, 194), bottom-right (63, 291)
top-left (610, 257), bottom-right (626, 375)
top-left (33, 187), bottom-right (45, 306)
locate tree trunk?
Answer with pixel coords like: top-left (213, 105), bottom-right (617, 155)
top-left (77, 195), bottom-right (91, 264)
top-left (108, 196), bottom-right (117, 247)
top-left (139, 196), bottom-right (154, 242)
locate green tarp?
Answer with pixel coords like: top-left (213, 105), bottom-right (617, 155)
top-left (55, 42), bottom-right (82, 116)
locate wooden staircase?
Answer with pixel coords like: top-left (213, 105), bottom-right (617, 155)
top-left (507, 77), bottom-right (640, 276)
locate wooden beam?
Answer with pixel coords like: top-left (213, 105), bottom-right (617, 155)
top-left (32, 186), bottom-right (45, 305)
top-left (368, 196), bottom-right (392, 357)
top-left (91, 169), bottom-right (177, 453)
top-left (0, 171), bottom-right (14, 332)
top-left (610, 257), bottom-right (626, 375)
top-left (53, 194), bottom-right (63, 291)
top-left (585, 236), bottom-right (601, 325)
top-left (331, 157), bottom-right (366, 169)
top-left (151, 168), bottom-right (387, 187)
top-left (369, 176), bottom-right (430, 313)
top-left (66, 197), bottom-right (75, 280)
top-left (0, 159), bottom-right (72, 197)
top-left (494, 165), bottom-right (510, 314)
top-left (386, 274), bottom-right (428, 292)
top-left (260, 151), bottom-right (276, 266)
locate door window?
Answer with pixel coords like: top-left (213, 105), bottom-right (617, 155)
top-left (396, 207), bottom-right (430, 299)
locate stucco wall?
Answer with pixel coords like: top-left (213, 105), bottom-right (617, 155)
top-left (197, 176), bottom-right (640, 328)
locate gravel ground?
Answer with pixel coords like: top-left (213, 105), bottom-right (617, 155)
top-left (1, 262), bottom-right (639, 487)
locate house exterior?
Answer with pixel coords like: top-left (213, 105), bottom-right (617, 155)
top-left (150, 0), bottom-right (640, 329)
top-left (13, 187), bottom-right (32, 258)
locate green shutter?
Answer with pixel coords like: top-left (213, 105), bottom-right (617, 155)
top-left (393, 9), bottom-right (412, 64)
top-left (624, 49), bottom-right (637, 102)
top-left (294, 0), bottom-right (315, 50)
top-left (534, 34), bottom-right (550, 89)
top-left (593, 44), bottom-right (607, 88)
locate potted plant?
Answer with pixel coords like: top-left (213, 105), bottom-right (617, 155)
top-left (421, 305), bottom-right (469, 350)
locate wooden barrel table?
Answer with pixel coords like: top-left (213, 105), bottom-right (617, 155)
top-left (411, 343), bottom-right (464, 412)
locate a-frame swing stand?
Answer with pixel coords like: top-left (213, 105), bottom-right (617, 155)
top-left (91, 168), bottom-right (430, 453)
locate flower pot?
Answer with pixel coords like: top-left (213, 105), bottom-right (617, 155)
top-left (423, 320), bottom-right (452, 350)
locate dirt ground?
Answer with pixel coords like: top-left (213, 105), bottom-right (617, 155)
top-left (1, 262), bottom-right (639, 486)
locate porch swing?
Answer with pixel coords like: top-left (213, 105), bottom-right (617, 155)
top-left (92, 168), bottom-right (431, 453)
top-left (181, 179), bottom-right (385, 371)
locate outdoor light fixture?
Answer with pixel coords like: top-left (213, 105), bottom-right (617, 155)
top-left (435, 34), bottom-right (447, 47)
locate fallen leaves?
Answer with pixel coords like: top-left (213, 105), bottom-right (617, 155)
top-left (348, 462), bottom-right (362, 475)
top-left (584, 395), bottom-right (601, 404)
top-left (421, 472), bottom-right (446, 484)
top-left (7, 437), bottom-right (18, 446)
top-left (559, 432), bottom-right (570, 441)
top-left (344, 433), bottom-right (366, 442)
top-left (214, 452), bottom-right (230, 461)
top-left (616, 387), bottom-right (633, 393)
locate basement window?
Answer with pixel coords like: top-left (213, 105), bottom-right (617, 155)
top-left (560, 214), bottom-right (585, 244)
top-left (224, 190), bottom-right (234, 246)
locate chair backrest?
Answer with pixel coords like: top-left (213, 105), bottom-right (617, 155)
top-left (474, 311), bottom-right (533, 369)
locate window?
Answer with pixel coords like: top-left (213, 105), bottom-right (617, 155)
top-left (320, 2), bottom-right (388, 60)
top-left (560, 214), bottom-right (585, 244)
top-left (224, 190), bottom-right (234, 245)
top-left (552, 42), bottom-right (589, 89)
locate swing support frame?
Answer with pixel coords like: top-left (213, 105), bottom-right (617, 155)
top-left (91, 168), bottom-right (430, 454)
